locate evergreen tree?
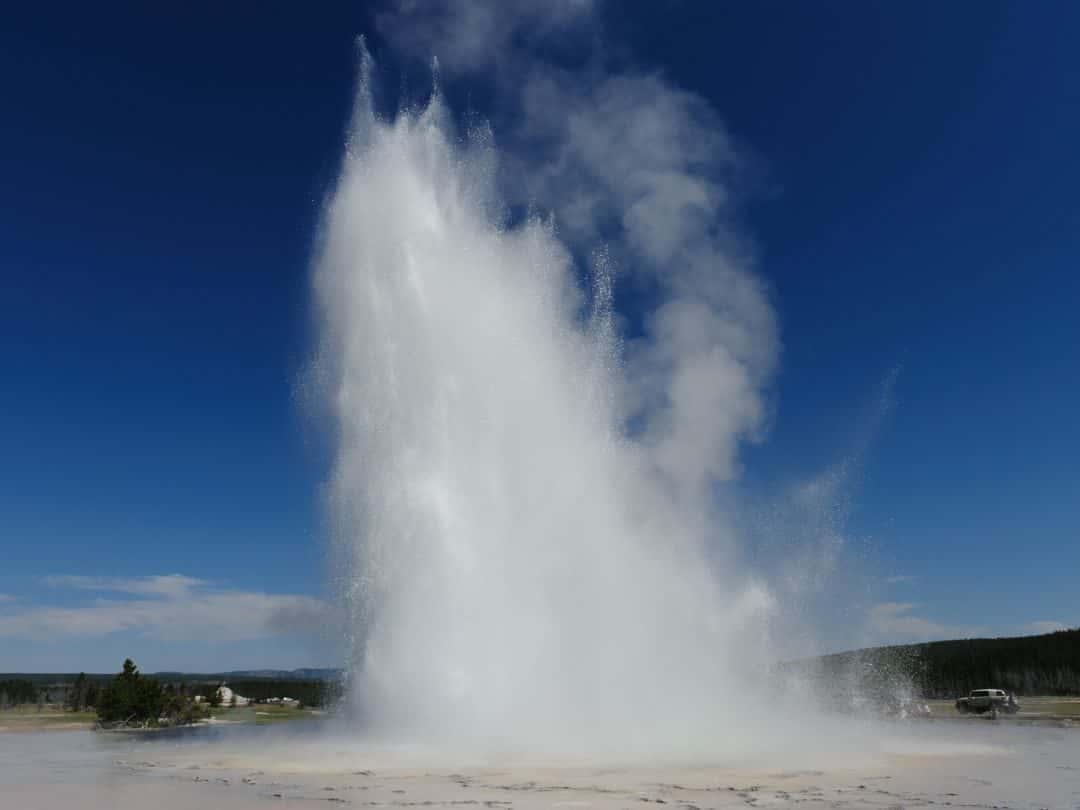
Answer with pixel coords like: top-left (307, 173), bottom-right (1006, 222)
top-left (96, 658), bottom-right (165, 725)
top-left (66, 673), bottom-right (89, 712)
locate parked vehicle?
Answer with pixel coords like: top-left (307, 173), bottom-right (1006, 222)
top-left (955, 688), bottom-right (1020, 716)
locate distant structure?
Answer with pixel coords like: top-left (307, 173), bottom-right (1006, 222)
top-left (214, 684), bottom-right (250, 706)
top-left (192, 685), bottom-right (303, 708)
top-left (265, 696), bottom-right (300, 707)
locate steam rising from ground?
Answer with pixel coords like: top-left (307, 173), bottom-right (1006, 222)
top-left (313, 15), bottom-right (808, 752)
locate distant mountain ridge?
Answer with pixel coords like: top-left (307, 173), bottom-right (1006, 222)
top-left (214, 668), bottom-right (343, 681)
top-left (150, 668), bottom-right (343, 681)
top-left (2, 668), bottom-right (343, 684)
top-left (6, 628), bottom-right (1077, 697)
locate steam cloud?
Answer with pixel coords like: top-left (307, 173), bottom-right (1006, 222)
top-left (313, 2), bottom-right (800, 752)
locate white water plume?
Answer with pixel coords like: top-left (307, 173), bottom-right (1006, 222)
top-left (312, 49), bottom-right (790, 752)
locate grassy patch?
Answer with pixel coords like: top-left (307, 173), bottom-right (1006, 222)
top-left (252, 705), bottom-right (320, 725)
top-left (207, 704), bottom-right (320, 726)
top-left (925, 696), bottom-right (1080, 718)
top-left (32, 711), bottom-right (97, 724)
top-left (0, 702), bottom-right (323, 732)
top-left (0, 706), bottom-right (95, 730)
top-left (1019, 697), bottom-right (1080, 717)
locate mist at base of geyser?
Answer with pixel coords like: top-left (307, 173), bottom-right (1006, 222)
top-left (310, 53), bottom-right (863, 756)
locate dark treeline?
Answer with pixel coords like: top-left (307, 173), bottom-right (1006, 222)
top-left (65, 673), bottom-right (99, 711)
top-left (808, 628), bottom-right (1080, 698)
top-left (0, 673), bottom-right (113, 686)
top-left (0, 672), bottom-right (340, 710)
top-left (0, 678), bottom-right (41, 706)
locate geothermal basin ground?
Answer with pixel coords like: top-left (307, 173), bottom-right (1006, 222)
top-left (3, 721), bottom-right (1078, 810)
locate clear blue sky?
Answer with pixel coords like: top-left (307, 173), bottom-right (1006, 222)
top-left (1, 1), bottom-right (1076, 672)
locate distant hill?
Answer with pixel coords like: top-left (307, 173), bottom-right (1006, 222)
top-left (215, 668), bottom-right (343, 681)
top-left (6, 629), bottom-right (1078, 702)
top-left (796, 627), bottom-right (1080, 698)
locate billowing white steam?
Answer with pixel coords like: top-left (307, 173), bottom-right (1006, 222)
top-left (313, 51), bottom-right (784, 752)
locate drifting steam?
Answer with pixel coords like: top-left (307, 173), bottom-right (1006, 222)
top-left (310, 6), bottom-right (831, 751)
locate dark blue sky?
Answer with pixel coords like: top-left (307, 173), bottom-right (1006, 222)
top-left (1, 2), bottom-right (1077, 669)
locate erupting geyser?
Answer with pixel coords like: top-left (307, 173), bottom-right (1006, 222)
top-left (313, 52), bottom-right (784, 753)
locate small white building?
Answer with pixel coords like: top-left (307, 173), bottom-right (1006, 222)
top-left (266, 696), bottom-right (300, 707)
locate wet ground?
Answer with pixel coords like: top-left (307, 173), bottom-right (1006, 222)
top-left (2, 720), bottom-right (1077, 810)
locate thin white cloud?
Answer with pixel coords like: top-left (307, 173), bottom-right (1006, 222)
top-left (884, 574), bottom-right (917, 585)
top-left (867, 602), bottom-right (986, 643)
top-left (43, 574), bottom-right (206, 599)
top-left (867, 605), bottom-right (1076, 645)
top-left (0, 593), bottom-right (15, 603)
top-left (1025, 620), bottom-right (1069, 635)
top-left (1, 575), bottom-right (333, 644)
